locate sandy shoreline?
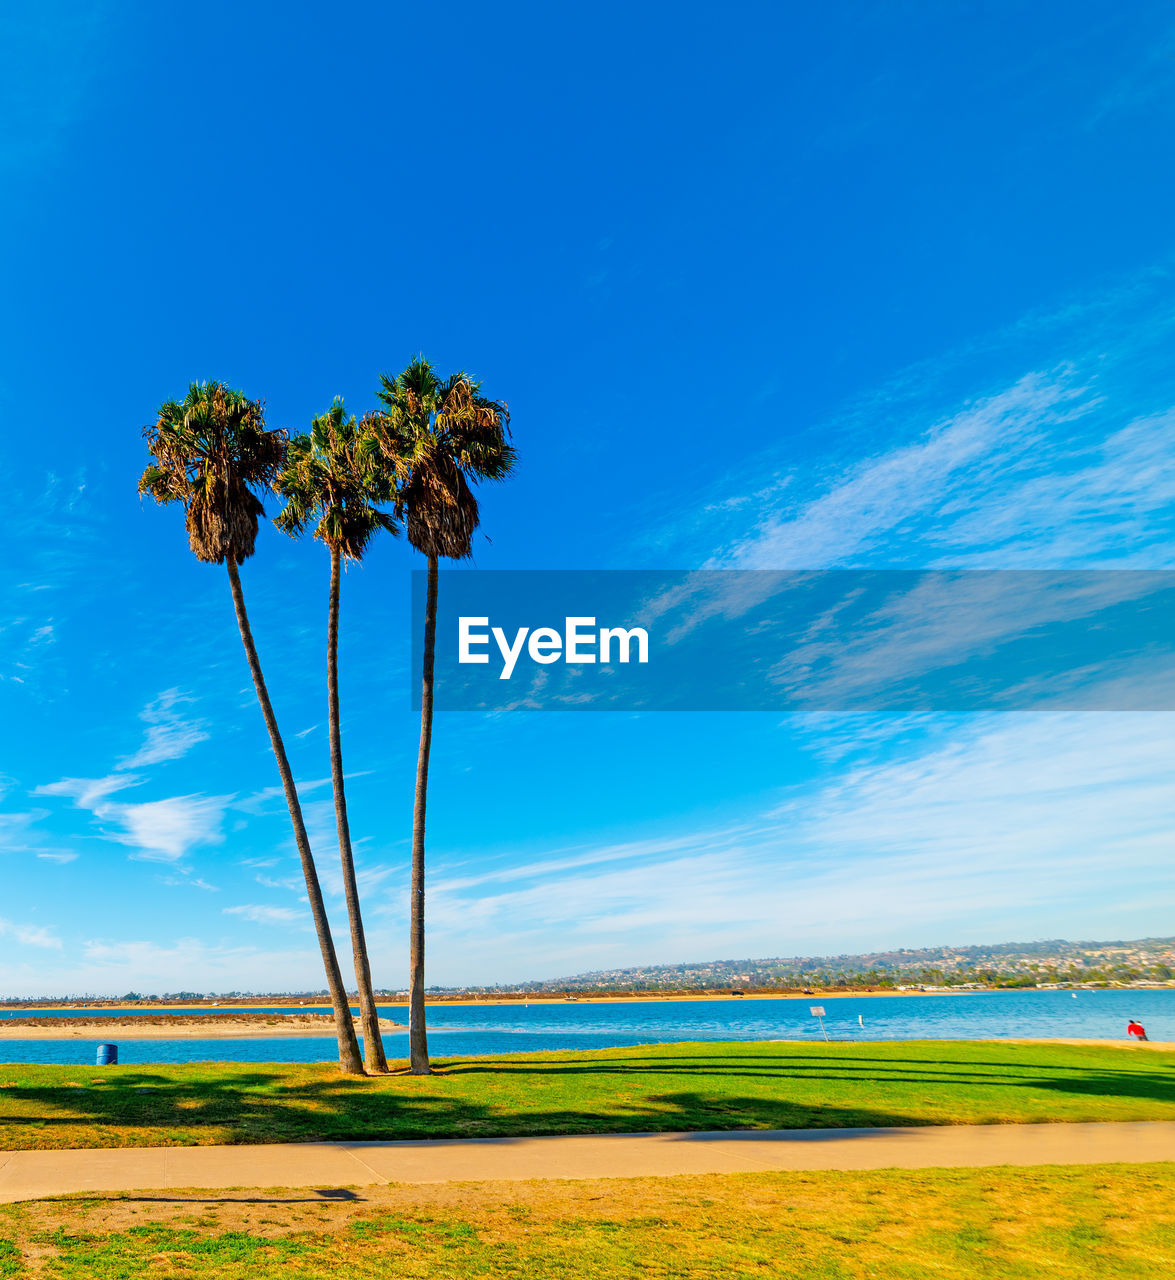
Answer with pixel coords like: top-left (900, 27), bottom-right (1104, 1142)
top-left (0, 1018), bottom-right (407, 1042)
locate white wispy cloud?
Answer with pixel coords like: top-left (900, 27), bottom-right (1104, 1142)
top-left (764, 570), bottom-right (1172, 711)
top-left (30, 688), bottom-right (220, 863)
top-left (0, 806), bottom-right (52, 855)
top-left (0, 470), bottom-right (111, 693)
top-left (254, 872), bottom-right (305, 893)
top-left (780, 713), bottom-right (1175, 866)
top-left (114, 794), bottom-right (229, 863)
top-left (316, 857), bottom-right (396, 901)
top-left (706, 369), bottom-right (1175, 573)
top-left (223, 904), bottom-right (307, 927)
top-left (161, 874), bottom-right (219, 892)
top-left (433, 829), bottom-right (752, 896)
top-left (610, 279), bottom-right (1175, 728)
top-left (927, 411), bottom-right (1175, 568)
top-left (234, 778), bottom-right (333, 816)
top-left (0, 777), bottom-right (78, 863)
top-left (649, 275), bottom-right (1175, 576)
top-left (0, 917), bottom-right (62, 949)
top-left (715, 372), bottom-right (1088, 569)
top-left (35, 937), bottom-right (330, 996)
top-left (35, 774), bottom-right (137, 809)
top-left (35, 774), bottom-right (230, 863)
top-left (407, 712), bottom-right (1175, 982)
top-left (117, 689), bottom-right (209, 769)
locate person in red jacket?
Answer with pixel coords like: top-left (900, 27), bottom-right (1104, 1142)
top-left (1127, 1019), bottom-right (1148, 1041)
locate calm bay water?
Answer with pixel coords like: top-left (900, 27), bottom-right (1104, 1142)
top-left (2, 988), bottom-right (1172, 1065)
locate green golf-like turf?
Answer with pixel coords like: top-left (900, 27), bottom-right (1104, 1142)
top-left (1, 1040), bottom-right (1173, 1150)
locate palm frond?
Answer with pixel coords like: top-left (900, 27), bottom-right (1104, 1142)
top-left (139, 381), bottom-right (286, 564)
top-left (368, 361), bottom-right (514, 560)
top-left (272, 399), bottom-right (399, 561)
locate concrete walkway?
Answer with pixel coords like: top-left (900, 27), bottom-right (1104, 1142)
top-left (1, 1122), bottom-right (1173, 1202)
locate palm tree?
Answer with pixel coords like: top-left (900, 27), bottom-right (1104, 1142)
top-left (138, 381), bottom-right (365, 1075)
top-left (371, 359), bottom-right (515, 1074)
top-left (274, 399), bottom-right (397, 1073)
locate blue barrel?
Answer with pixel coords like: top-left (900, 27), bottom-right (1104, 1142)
top-left (96, 1043), bottom-right (118, 1066)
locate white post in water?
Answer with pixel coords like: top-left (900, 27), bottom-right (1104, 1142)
top-left (810, 1005), bottom-right (828, 1041)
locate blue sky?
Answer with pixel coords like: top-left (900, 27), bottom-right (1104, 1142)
top-left (2, 1), bottom-right (1174, 995)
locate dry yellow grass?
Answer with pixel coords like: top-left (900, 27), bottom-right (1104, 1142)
top-left (1, 1163), bottom-right (1173, 1277)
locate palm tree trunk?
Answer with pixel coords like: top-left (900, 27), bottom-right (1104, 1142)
top-left (327, 546), bottom-right (389, 1073)
top-left (408, 554), bottom-right (438, 1074)
top-left (226, 556), bottom-right (364, 1076)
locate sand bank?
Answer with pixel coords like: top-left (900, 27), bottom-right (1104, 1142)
top-left (0, 1015), bottom-right (406, 1041)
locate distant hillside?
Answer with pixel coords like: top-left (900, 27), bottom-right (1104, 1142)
top-left (8, 936), bottom-right (1174, 1004)
top-left (479, 936), bottom-right (1175, 993)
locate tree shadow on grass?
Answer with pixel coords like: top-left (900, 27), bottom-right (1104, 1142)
top-left (440, 1045), bottom-right (1175, 1102)
top-left (2, 1044), bottom-right (1174, 1147)
top-left (444, 1043), bottom-right (1175, 1074)
top-left (0, 1075), bottom-right (951, 1142)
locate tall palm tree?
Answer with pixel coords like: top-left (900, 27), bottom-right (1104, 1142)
top-left (138, 381), bottom-right (365, 1075)
top-left (371, 359), bottom-right (515, 1074)
top-left (274, 398), bottom-right (397, 1073)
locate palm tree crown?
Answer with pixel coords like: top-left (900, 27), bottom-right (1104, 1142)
top-left (139, 381), bottom-right (286, 564)
top-left (274, 398), bottom-right (398, 557)
top-left (371, 358), bottom-right (514, 559)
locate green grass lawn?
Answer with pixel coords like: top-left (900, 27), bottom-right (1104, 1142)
top-left (1, 1040), bottom-right (1173, 1150)
top-left (2, 1164), bottom-right (1174, 1278)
